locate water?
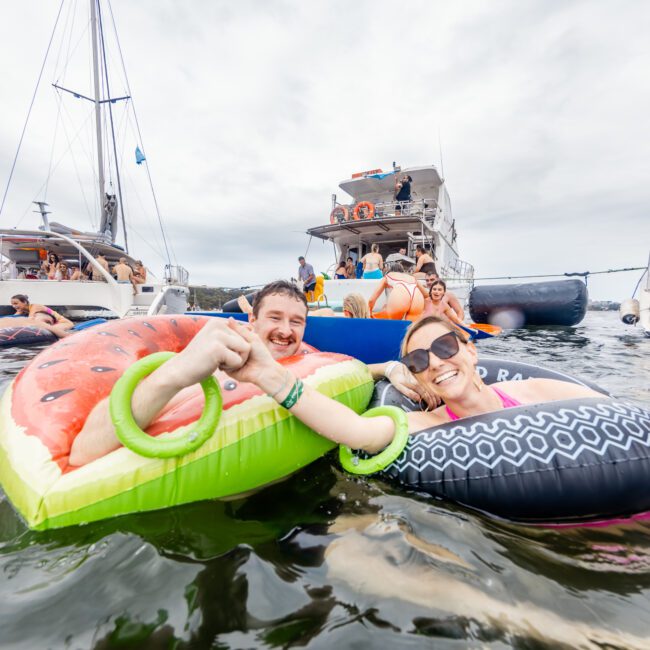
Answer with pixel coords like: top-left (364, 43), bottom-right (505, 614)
top-left (0, 312), bottom-right (648, 649)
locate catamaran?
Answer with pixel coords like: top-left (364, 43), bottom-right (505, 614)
top-left (0, 0), bottom-right (188, 318)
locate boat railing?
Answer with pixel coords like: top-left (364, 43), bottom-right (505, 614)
top-left (330, 198), bottom-right (439, 224)
top-left (164, 264), bottom-right (189, 286)
top-left (441, 258), bottom-right (475, 285)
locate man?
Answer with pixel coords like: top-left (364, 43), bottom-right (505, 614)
top-left (394, 174), bottom-right (412, 214)
top-left (419, 271), bottom-right (465, 320)
top-left (92, 254), bottom-right (110, 281)
top-left (297, 256), bottom-right (316, 295)
top-left (68, 280), bottom-right (431, 466)
top-left (113, 258), bottom-right (133, 283)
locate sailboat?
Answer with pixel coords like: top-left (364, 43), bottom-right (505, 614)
top-left (0, 0), bottom-right (189, 318)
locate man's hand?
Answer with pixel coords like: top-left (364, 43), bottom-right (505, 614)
top-left (386, 362), bottom-right (441, 410)
top-left (223, 320), bottom-right (278, 387)
top-left (162, 318), bottom-right (251, 390)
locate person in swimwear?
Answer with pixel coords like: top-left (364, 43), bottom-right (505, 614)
top-left (0, 310), bottom-right (72, 338)
top-left (191, 315), bottom-right (606, 455)
top-left (10, 294), bottom-right (73, 329)
top-left (133, 260), bottom-right (147, 285)
top-left (345, 257), bottom-right (356, 279)
top-left (334, 260), bottom-right (348, 279)
top-left (420, 279), bottom-right (464, 326)
top-left (419, 272), bottom-right (465, 321)
top-left (360, 244), bottom-right (383, 280)
top-left (68, 281), bottom-right (432, 466)
top-left (414, 245), bottom-right (437, 279)
top-left (367, 263), bottom-right (424, 320)
top-left (41, 252), bottom-right (60, 280)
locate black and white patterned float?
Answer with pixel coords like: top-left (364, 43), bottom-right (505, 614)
top-left (367, 359), bottom-right (650, 523)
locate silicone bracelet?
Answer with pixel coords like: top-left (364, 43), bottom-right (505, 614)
top-left (109, 351), bottom-right (222, 458)
top-left (339, 405), bottom-right (409, 475)
top-left (280, 377), bottom-right (304, 410)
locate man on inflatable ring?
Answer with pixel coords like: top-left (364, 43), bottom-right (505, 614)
top-left (91, 314), bottom-right (606, 462)
top-left (69, 281), bottom-right (436, 465)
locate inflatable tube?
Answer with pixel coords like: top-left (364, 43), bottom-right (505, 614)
top-left (0, 318), bottom-right (107, 348)
top-left (362, 358), bottom-right (650, 523)
top-left (221, 291), bottom-right (258, 314)
top-left (0, 315), bottom-right (373, 530)
top-left (469, 279), bottom-right (588, 327)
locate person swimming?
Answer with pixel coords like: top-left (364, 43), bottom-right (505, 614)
top-left (10, 294), bottom-right (73, 329)
top-left (0, 310), bottom-right (72, 338)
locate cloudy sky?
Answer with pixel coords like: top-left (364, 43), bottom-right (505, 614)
top-left (1, 0), bottom-right (648, 300)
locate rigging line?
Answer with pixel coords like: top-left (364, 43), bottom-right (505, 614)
top-left (107, 0), bottom-right (174, 267)
top-left (0, 0), bottom-right (66, 220)
top-left (631, 267), bottom-right (648, 299)
top-left (97, 1), bottom-right (128, 253)
top-left (472, 267), bottom-right (647, 282)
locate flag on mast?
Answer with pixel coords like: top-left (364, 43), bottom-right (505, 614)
top-left (135, 146), bottom-right (146, 165)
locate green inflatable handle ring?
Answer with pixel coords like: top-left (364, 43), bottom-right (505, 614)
top-left (339, 405), bottom-right (409, 475)
top-left (109, 351), bottom-right (222, 459)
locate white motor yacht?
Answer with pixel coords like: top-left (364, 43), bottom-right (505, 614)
top-left (305, 164), bottom-right (474, 310)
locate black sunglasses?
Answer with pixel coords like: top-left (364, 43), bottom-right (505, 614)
top-left (401, 331), bottom-right (466, 374)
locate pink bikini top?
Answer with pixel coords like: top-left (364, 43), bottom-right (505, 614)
top-left (445, 386), bottom-right (522, 421)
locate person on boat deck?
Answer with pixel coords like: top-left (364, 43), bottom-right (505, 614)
top-left (414, 245), bottom-right (437, 278)
top-left (69, 265), bottom-right (82, 281)
top-left (162, 315), bottom-right (609, 456)
top-left (10, 294), bottom-right (73, 329)
top-left (298, 256), bottom-right (316, 294)
top-left (367, 262), bottom-right (424, 321)
top-left (394, 175), bottom-right (412, 214)
top-left (55, 261), bottom-right (70, 280)
top-left (41, 252), bottom-right (60, 280)
top-left (334, 260), bottom-right (348, 279)
top-left (113, 257), bottom-right (137, 294)
top-left (0, 311), bottom-right (72, 338)
top-left (133, 260), bottom-right (147, 284)
top-left (361, 244), bottom-right (384, 280)
top-left (92, 254), bottom-right (110, 281)
top-left (419, 272), bottom-right (465, 321)
top-left (68, 280), bottom-right (435, 466)
top-left (345, 257), bottom-right (356, 279)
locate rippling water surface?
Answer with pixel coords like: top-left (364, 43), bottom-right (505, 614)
top-left (1, 312), bottom-right (648, 649)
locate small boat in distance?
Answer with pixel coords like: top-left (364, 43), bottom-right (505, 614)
top-left (0, 0), bottom-right (188, 318)
top-left (620, 252), bottom-right (650, 337)
top-left (305, 164), bottom-right (474, 310)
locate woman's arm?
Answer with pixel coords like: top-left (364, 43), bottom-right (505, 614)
top-left (446, 293), bottom-right (465, 321)
top-left (367, 278), bottom-right (386, 312)
top-left (378, 255), bottom-right (384, 271)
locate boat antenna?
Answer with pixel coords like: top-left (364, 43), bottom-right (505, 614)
top-left (438, 127), bottom-right (445, 180)
top-left (97, 0), bottom-right (128, 252)
top-left (0, 0), bottom-right (66, 220)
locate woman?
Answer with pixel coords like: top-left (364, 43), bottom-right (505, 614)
top-left (421, 279), bottom-right (462, 324)
top-left (342, 293), bottom-right (370, 319)
top-left (367, 263), bottom-right (424, 321)
top-left (55, 261), bottom-right (70, 280)
top-left (10, 294), bottom-right (73, 329)
top-left (0, 310), bottom-right (72, 338)
top-left (133, 260), bottom-right (147, 285)
top-left (360, 244), bottom-right (383, 280)
top-left (334, 260), bottom-right (347, 279)
top-left (223, 316), bottom-right (605, 454)
top-left (414, 246), bottom-right (437, 278)
top-left (41, 252), bottom-right (60, 280)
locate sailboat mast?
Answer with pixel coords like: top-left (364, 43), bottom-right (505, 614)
top-left (90, 0), bottom-right (106, 234)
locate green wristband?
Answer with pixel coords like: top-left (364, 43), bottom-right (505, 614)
top-left (280, 377), bottom-right (304, 410)
top-left (339, 406), bottom-right (409, 475)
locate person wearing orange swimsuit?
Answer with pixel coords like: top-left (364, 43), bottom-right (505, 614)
top-left (367, 263), bottom-right (424, 321)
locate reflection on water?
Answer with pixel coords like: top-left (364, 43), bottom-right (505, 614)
top-left (1, 312), bottom-right (649, 649)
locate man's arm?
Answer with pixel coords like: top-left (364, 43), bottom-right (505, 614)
top-left (446, 292), bottom-right (465, 321)
top-left (68, 319), bottom-right (251, 466)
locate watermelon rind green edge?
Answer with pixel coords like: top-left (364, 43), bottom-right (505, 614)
top-left (33, 376), bottom-right (374, 530)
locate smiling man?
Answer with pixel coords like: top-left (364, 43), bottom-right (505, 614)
top-left (68, 280), bottom-right (433, 466)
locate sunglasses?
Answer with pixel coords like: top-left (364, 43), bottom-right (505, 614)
top-left (401, 331), bottom-right (466, 374)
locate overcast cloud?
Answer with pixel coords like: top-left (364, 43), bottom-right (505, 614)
top-left (1, 0), bottom-right (649, 299)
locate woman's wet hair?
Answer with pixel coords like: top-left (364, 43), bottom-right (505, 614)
top-left (252, 280), bottom-right (308, 317)
top-left (11, 294), bottom-right (29, 304)
top-left (385, 261), bottom-right (405, 273)
top-left (400, 316), bottom-right (469, 357)
top-left (342, 293), bottom-right (370, 319)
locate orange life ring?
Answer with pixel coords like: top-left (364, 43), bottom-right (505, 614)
top-left (330, 206), bottom-right (349, 224)
top-left (352, 201), bottom-right (375, 220)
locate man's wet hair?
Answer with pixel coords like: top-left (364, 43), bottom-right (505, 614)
top-left (252, 280), bottom-right (308, 318)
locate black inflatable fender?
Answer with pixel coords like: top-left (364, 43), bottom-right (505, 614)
top-left (221, 291), bottom-right (258, 314)
top-left (370, 359), bottom-right (650, 522)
